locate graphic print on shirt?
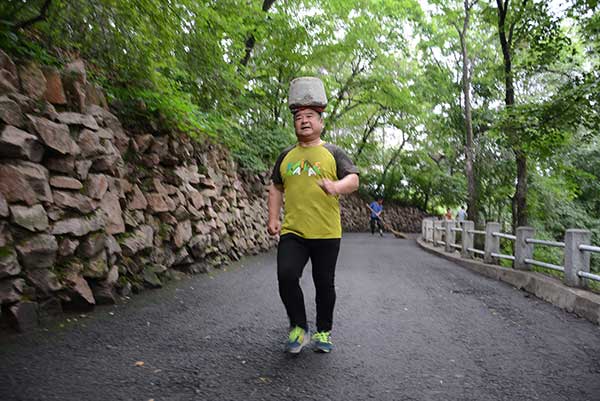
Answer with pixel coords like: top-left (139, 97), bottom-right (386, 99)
top-left (286, 160), bottom-right (322, 177)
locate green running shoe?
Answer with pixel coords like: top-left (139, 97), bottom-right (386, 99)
top-left (312, 331), bottom-right (333, 353)
top-left (286, 326), bottom-right (309, 354)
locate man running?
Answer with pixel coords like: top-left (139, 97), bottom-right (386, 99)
top-left (267, 77), bottom-right (359, 354)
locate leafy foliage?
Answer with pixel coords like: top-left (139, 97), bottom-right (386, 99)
top-left (1, 0), bottom-right (599, 260)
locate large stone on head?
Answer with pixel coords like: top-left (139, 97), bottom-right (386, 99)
top-left (288, 77), bottom-right (328, 112)
top-left (0, 161), bottom-right (53, 205)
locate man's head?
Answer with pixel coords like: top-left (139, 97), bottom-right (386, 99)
top-left (377, 197), bottom-right (383, 204)
top-left (293, 107), bottom-right (324, 143)
top-left (288, 77), bottom-right (327, 143)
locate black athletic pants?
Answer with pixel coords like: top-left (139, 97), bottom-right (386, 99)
top-left (370, 218), bottom-right (383, 234)
top-left (277, 233), bottom-right (341, 333)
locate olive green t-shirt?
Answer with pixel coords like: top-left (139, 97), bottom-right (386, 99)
top-left (271, 142), bottom-right (359, 239)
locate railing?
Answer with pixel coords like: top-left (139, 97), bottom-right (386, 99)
top-left (421, 219), bottom-right (600, 289)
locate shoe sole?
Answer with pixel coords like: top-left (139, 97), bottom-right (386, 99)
top-left (313, 346), bottom-right (331, 353)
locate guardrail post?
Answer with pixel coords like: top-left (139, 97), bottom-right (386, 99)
top-left (421, 219), bottom-right (426, 240)
top-left (484, 222), bottom-right (501, 264)
top-left (564, 229), bottom-right (591, 288)
top-left (445, 220), bottom-right (455, 252)
top-left (433, 220), bottom-right (441, 247)
top-left (514, 226), bottom-right (535, 270)
top-left (427, 220), bottom-right (434, 243)
top-left (461, 220), bottom-right (474, 259)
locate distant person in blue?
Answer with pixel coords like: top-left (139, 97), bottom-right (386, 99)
top-left (456, 206), bottom-right (467, 221)
top-left (369, 198), bottom-right (384, 236)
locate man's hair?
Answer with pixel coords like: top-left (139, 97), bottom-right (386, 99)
top-left (291, 106), bottom-right (325, 116)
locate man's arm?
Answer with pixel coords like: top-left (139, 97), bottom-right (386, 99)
top-left (318, 173), bottom-right (359, 196)
top-left (267, 183), bottom-right (283, 235)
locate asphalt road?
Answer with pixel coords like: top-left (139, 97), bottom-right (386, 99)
top-left (2, 233), bottom-right (600, 401)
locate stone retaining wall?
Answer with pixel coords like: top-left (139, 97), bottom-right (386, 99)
top-left (0, 52), bottom-right (281, 331)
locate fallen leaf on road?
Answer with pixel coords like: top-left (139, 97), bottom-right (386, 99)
top-left (135, 361), bottom-right (145, 367)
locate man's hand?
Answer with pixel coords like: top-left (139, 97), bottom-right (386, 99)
top-left (267, 219), bottom-right (281, 236)
top-left (317, 179), bottom-right (338, 195)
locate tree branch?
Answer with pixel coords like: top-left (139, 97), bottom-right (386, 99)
top-left (14, 0), bottom-right (52, 30)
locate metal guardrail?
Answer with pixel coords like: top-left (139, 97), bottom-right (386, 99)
top-left (580, 244), bottom-right (600, 253)
top-left (526, 238), bottom-right (565, 248)
top-left (468, 247), bottom-right (485, 256)
top-left (421, 218), bottom-right (600, 288)
top-left (525, 258), bottom-right (564, 272)
top-left (491, 252), bottom-right (515, 261)
top-left (493, 232), bottom-right (516, 241)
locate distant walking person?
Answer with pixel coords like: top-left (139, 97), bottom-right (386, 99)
top-left (456, 206), bottom-right (467, 221)
top-left (369, 198), bottom-right (384, 236)
top-left (444, 208), bottom-right (453, 220)
top-left (267, 77), bottom-right (359, 354)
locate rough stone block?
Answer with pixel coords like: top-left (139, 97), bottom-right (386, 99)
top-left (50, 176), bottom-right (83, 190)
top-left (15, 234), bottom-right (58, 269)
top-left (26, 269), bottom-right (62, 295)
top-left (51, 210), bottom-right (106, 236)
top-left (27, 115), bottom-right (80, 155)
top-left (86, 174), bottom-right (108, 200)
top-left (0, 278), bottom-right (25, 304)
top-left (53, 190), bottom-right (95, 214)
top-left (0, 247), bottom-right (21, 279)
top-left (8, 301), bottom-right (38, 332)
top-left (10, 204), bottom-right (49, 232)
top-left (56, 112), bottom-right (99, 130)
top-left (77, 232), bottom-right (106, 257)
top-left (0, 96), bottom-right (24, 127)
top-left (18, 61), bottom-right (47, 100)
top-left (0, 161), bottom-right (53, 205)
top-left (0, 50), bottom-right (18, 88)
top-left (0, 192), bottom-right (8, 218)
top-left (42, 66), bottom-right (67, 105)
top-left (120, 225), bottom-right (154, 256)
top-left (99, 192), bottom-right (125, 234)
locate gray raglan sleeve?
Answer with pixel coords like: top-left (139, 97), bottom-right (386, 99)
top-left (324, 144), bottom-right (360, 179)
top-left (271, 146), bottom-right (294, 186)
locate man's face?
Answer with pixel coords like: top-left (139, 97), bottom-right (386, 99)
top-left (293, 108), bottom-right (323, 142)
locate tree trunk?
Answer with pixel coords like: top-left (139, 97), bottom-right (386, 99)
top-left (240, 0), bottom-right (277, 67)
top-left (375, 133), bottom-right (407, 194)
top-left (14, 0), bottom-right (52, 30)
top-left (497, 0), bottom-right (528, 231)
top-left (459, 0), bottom-right (479, 226)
